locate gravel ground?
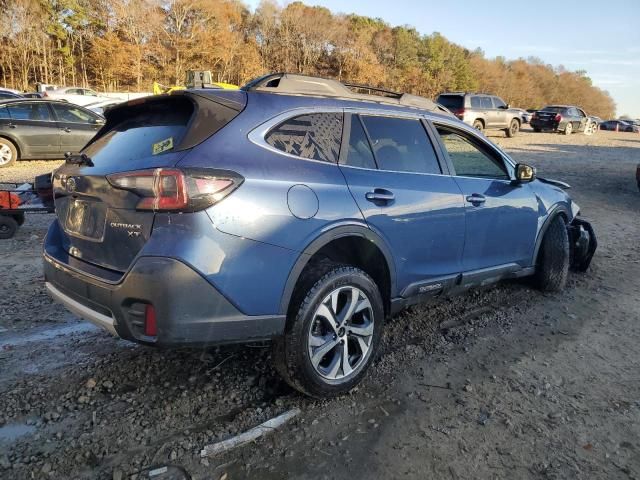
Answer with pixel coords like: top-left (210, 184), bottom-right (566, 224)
top-left (0, 128), bottom-right (639, 479)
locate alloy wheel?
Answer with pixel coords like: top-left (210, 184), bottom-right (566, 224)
top-left (0, 144), bottom-right (13, 166)
top-left (307, 286), bottom-right (374, 380)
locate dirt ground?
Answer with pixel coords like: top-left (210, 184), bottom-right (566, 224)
top-left (1, 128), bottom-right (639, 480)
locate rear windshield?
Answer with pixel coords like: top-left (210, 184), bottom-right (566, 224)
top-left (84, 99), bottom-right (193, 162)
top-left (539, 106), bottom-right (565, 113)
top-left (436, 95), bottom-right (463, 110)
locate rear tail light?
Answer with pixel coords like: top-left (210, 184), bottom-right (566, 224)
top-left (107, 168), bottom-right (243, 212)
top-left (43, 92), bottom-right (48, 97)
top-left (554, 114), bottom-right (562, 122)
top-left (451, 108), bottom-right (465, 119)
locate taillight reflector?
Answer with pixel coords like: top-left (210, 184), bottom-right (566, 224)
top-left (144, 304), bottom-right (157, 336)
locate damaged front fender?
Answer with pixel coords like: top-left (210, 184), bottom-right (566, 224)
top-left (569, 218), bottom-right (597, 272)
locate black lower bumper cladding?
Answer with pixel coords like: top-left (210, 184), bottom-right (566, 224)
top-left (569, 218), bottom-right (597, 272)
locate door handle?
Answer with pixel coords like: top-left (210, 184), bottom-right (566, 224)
top-left (61, 127), bottom-right (72, 133)
top-left (466, 194), bottom-right (486, 205)
top-left (365, 189), bottom-right (395, 204)
top-left (8, 123), bottom-right (16, 129)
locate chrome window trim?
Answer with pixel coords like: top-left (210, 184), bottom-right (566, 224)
top-left (248, 106), bottom-right (456, 172)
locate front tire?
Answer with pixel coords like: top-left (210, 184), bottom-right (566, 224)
top-left (534, 216), bottom-right (569, 292)
top-left (274, 263), bottom-right (384, 398)
top-left (506, 119), bottom-right (520, 137)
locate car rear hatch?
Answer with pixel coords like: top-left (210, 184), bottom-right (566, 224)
top-left (436, 94), bottom-right (465, 118)
top-left (52, 90), bottom-right (246, 275)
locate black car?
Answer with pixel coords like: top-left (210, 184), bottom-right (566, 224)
top-left (0, 90), bottom-right (24, 100)
top-left (0, 99), bottom-right (104, 167)
top-left (600, 120), bottom-right (639, 133)
top-left (530, 105), bottom-right (593, 135)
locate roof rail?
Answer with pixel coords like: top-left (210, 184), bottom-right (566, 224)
top-left (242, 73), bottom-right (446, 114)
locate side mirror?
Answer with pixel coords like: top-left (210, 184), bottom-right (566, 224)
top-left (515, 163), bottom-right (536, 183)
top-left (506, 103), bottom-right (511, 109)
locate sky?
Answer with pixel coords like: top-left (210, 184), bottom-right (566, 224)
top-left (244, 0), bottom-right (640, 118)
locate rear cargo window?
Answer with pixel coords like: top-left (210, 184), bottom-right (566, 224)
top-left (265, 113), bottom-right (343, 162)
top-left (437, 95), bottom-right (463, 110)
top-left (84, 100), bottom-right (194, 161)
top-left (540, 106), bottom-right (565, 113)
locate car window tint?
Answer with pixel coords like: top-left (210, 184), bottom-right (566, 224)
top-left (265, 113), bottom-right (343, 162)
top-left (360, 116), bottom-right (441, 175)
top-left (7, 103), bottom-right (52, 121)
top-left (493, 97), bottom-right (506, 108)
top-left (341, 115), bottom-right (376, 169)
top-left (436, 127), bottom-right (508, 179)
top-left (436, 95), bottom-right (463, 110)
top-left (480, 97), bottom-right (493, 109)
top-left (0, 106), bottom-right (8, 119)
top-left (52, 104), bottom-right (94, 123)
top-left (470, 96), bottom-right (482, 108)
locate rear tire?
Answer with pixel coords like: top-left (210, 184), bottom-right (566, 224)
top-left (533, 127), bottom-right (541, 132)
top-left (534, 216), bottom-right (569, 292)
top-left (273, 262), bottom-right (384, 398)
top-left (0, 215), bottom-right (18, 239)
top-left (506, 119), bottom-right (520, 138)
top-left (0, 138), bottom-right (18, 168)
top-left (564, 122), bottom-right (573, 135)
top-left (472, 120), bottom-right (484, 132)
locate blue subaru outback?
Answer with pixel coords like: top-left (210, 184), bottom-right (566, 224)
top-left (44, 74), bottom-right (596, 397)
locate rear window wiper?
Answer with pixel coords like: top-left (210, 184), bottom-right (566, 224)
top-left (65, 153), bottom-right (94, 167)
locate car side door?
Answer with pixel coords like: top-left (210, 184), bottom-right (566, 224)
top-left (5, 102), bottom-right (61, 157)
top-left (431, 121), bottom-right (539, 272)
top-left (574, 108), bottom-right (588, 132)
top-left (478, 96), bottom-right (496, 128)
top-left (50, 103), bottom-right (103, 153)
top-left (491, 96), bottom-right (508, 128)
top-left (338, 112), bottom-right (466, 296)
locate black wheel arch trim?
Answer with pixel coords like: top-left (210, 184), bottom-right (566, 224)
top-left (279, 224), bottom-right (397, 315)
top-left (531, 204), bottom-right (572, 265)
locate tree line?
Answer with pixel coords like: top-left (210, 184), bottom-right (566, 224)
top-left (0, 0), bottom-right (616, 118)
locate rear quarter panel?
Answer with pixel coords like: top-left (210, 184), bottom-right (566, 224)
top-left (177, 99), bottom-right (366, 253)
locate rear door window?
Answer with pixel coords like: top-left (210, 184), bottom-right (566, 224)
top-left (360, 115), bottom-right (441, 175)
top-left (265, 113), bottom-right (343, 163)
top-left (51, 104), bottom-right (96, 123)
top-left (7, 103), bottom-right (53, 121)
top-left (480, 97), bottom-right (493, 109)
top-left (341, 115), bottom-right (376, 169)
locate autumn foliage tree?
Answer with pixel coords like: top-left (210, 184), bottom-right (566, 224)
top-left (0, 0), bottom-right (616, 118)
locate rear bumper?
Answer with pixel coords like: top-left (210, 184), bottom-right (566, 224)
top-left (530, 119), bottom-right (560, 131)
top-left (43, 253), bottom-right (286, 347)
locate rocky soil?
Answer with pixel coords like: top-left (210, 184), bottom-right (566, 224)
top-left (0, 128), bottom-right (639, 479)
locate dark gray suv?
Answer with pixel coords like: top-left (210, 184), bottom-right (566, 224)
top-left (437, 92), bottom-right (522, 137)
